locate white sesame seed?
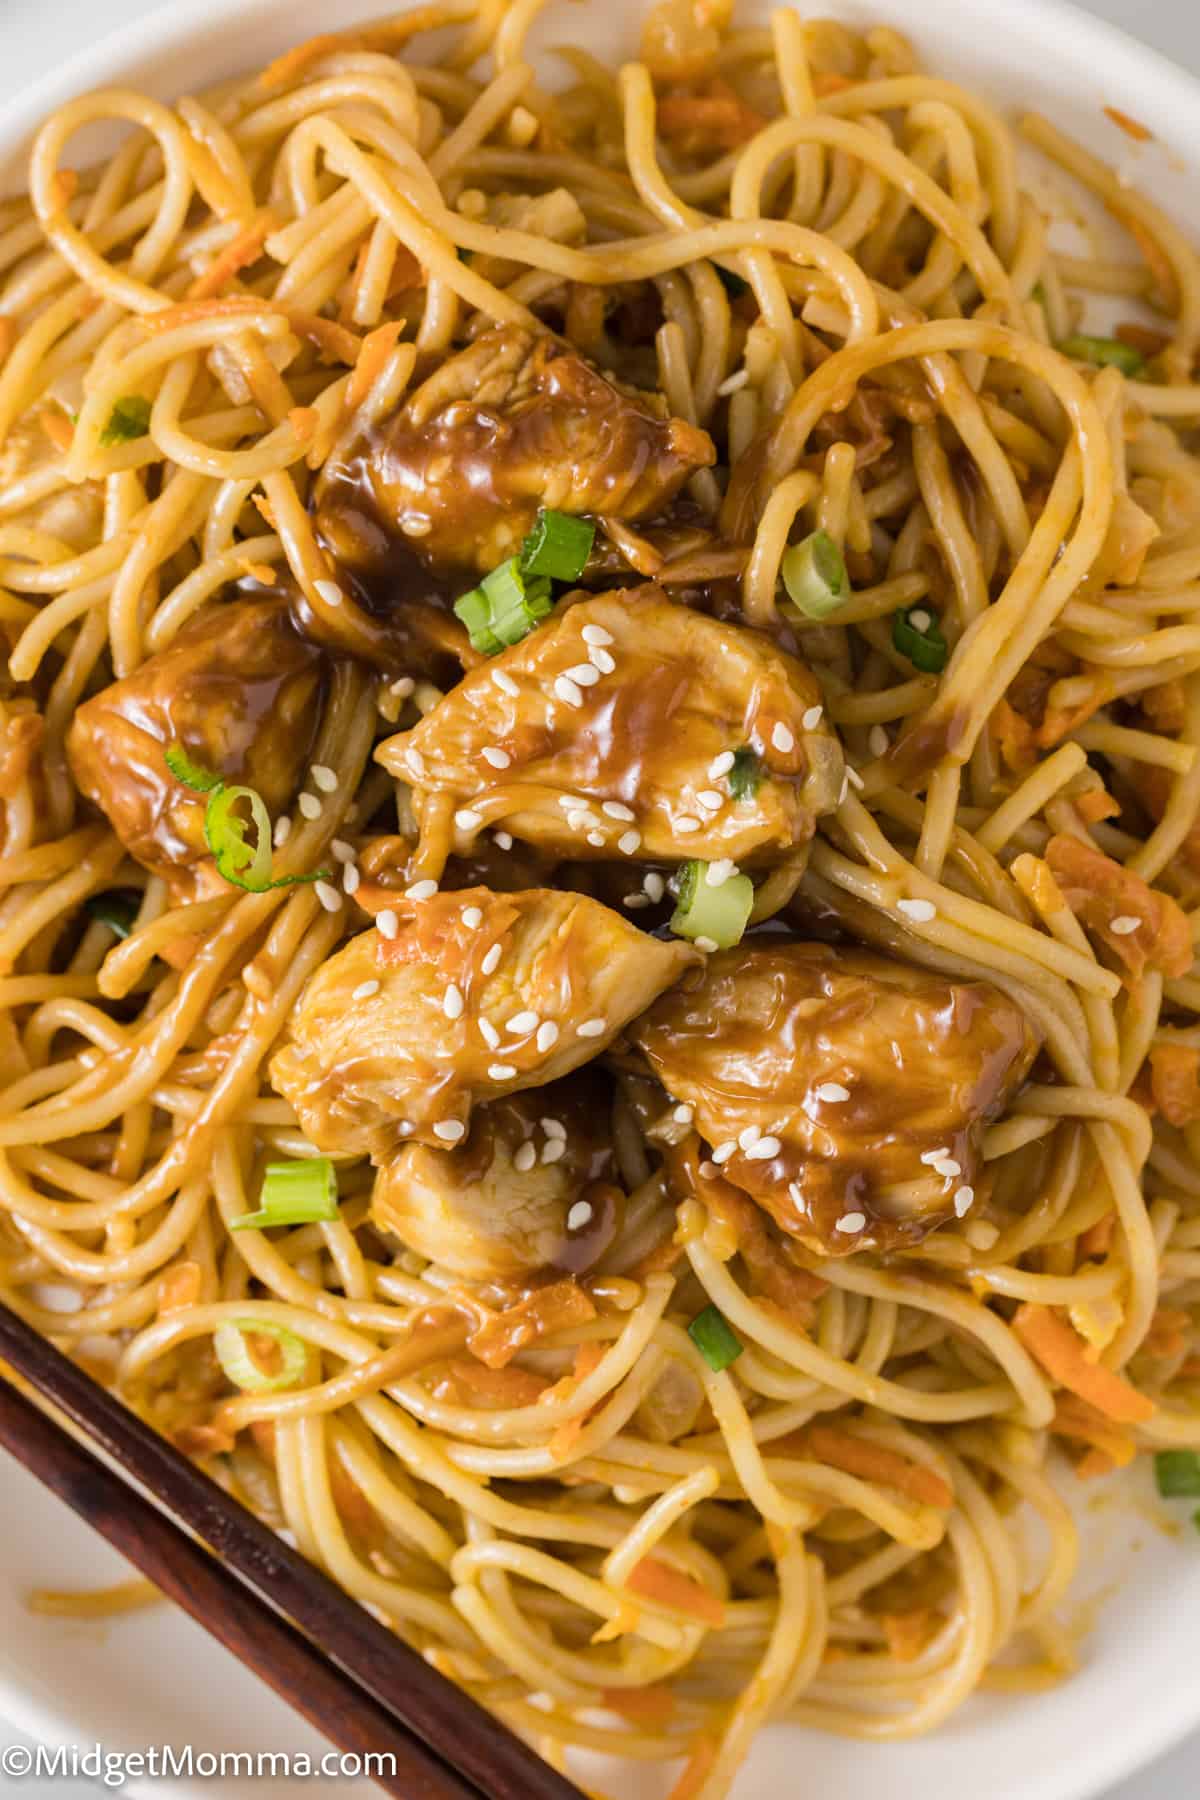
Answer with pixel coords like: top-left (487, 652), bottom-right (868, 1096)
top-left (921, 1147), bottom-right (952, 1164)
top-left (577, 1018), bottom-right (606, 1038)
top-left (771, 722), bottom-right (795, 754)
top-left (273, 815), bottom-right (292, 847)
top-left (343, 864), bottom-right (360, 896)
top-left (542, 1137), bottom-right (567, 1165)
top-left (434, 1120), bottom-right (465, 1143)
top-left (567, 809), bottom-right (590, 831)
top-left (554, 675), bottom-right (585, 708)
top-left (314, 578), bottom-right (344, 608)
top-left (954, 1185), bottom-right (975, 1217)
top-left (482, 746), bottom-right (511, 770)
top-left (693, 936), bottom-right (720, 953)
top-left (298, 793), bottom-right (321, 820)
top-left (558, 795), bottom-right (578, 811)
top-left (835, 1211), bottom-right (867, 1233)
top-left (566, 662), bottom-right (601, 687)
top-left (537, 1021), bottom-right (560, 1053)
top-left (909, 608), bottom-right (933, 633)
top-left (479, 1018), bottom-right (500, 1049)
top-left (352, 979), bottom-right (381, 1000)
top-left (697, 790), bottom-right (724, 812)
top-left (1110, 914), bottom-right (1141, 935)
top-left (643, 872), bottom-right (665, 903)
top-left (868, 725), bottom-right (889, 757)
top-left (390, 676), bottom-right (415, 699)
top-left (711, 1140), bottom-right (737, 1164)
top-left (932, 1157), bottom-right (962, 1179)
top-left (589, 646), bottom-right (616, 674)
top-left (481, 944), bottom-right (502, 975)
top-left (491, 667), bottom-right (519, 697)
top-left (462, 906), bottom-right (483, 929)
top-left (406, 879), bottom-right (438, 901)
top-left (603, 801), bottom-right (635, 821)
top-left (708, 751), bottom-right (736, 779)
top-left (507, 1010), bottom-right (539, 1034)
top-left (513, 1141), bottom-right (537, 1172)
top-left (408, 749), bottom-right (427, 780)
top-left (582, 624), bottom-right (613, 647)
top-left (673, 1104), bottom-right (694, 1125)
top-left (311, 764), bottom-right (337, 793)
top-left (495, 831), bottom-right (513, 849)
top-left (802, 705), bottom-right (824, 731)
top-left (618, 830), bottom-right (642, 855)
top-left (330, 837), bottom-right (355, 862)
top-left (788, 1182), bottom-right (804, 1209)
top-left (676, 815), bottom-right (702, 834)
top-left (624, 892), bottom-right (650, 908)
top-left (587, 830), bottom-right (607, 848)
top-left (443, 984), bottom-right (464, 1020)
top-left (314, 881), bottom-right (341, 912)
top-left (488, 1063), bottom-right (517, 1080)
top-left (566, 1198), bottom-right (592, 1228)
top-left (377, 908), bottom-right (399, 939)
top-left (896, 898), bottom-right (936, 923)
top-left (455, 808), bottom-right (483, 830)
top-left (815, 1082), bottom-right (851, 1103)
top-left (745, 1135), bottom-right (781, 1160)
top-left (738, 1125), bottom-right (762, 1149)
top-left (705, 859), bottom-right (737, 887)
top-left (716, 367), bottom-right (750, 396)
top-left (846, 766), bottom-right (864, 790)
top-left (838, 775), bottom-right (849, 805)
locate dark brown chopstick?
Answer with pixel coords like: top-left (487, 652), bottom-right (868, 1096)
top-left (0, 1377), bottom-right (480, 1800)
top-left (0, 1300), bottom-right (584, 1800)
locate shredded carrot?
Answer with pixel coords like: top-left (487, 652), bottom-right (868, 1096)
top-left (668, 1735), bottom-right (719, 1800)
top-left (1051, 1392), bottom-right (1137, 1476)
top-left (1104, 105), bottom-right (1153, 144)
top-left (627, 1556), bottom-right (726, 1628)
top-left (1074, 787), bottom-right (1120, 825)
top-left (805, 1425), bottom-right (954, 1509)
top-left (387, 242), bottom-right (425, 298)
top-left (548, 1416), bottom-right (587, 1459)
top-left (347, 320), bottom-right (405, 410)
top-left (812, 70), bottom-right (855, 96)
top-left (258, 22), bottom-right (429, 90)
top-left (38, 408), bottom-right (74, 453)
top-left (157, 1260), bottom-right (202, 1315)
top-left (187, 212), bottom-right (275, 300)
top-left (143, 295), bottom-right (276, 334)
top-left (1013, 1303), bottom-right (1156, 1423)
top-left (1037, 678), bottom-right (1116, 748)
top-left (1078, 1211), bottom-right (1116, 1261)
top-left (880, 1608), bottom-right (938, 1661)
top-left (591, 1596), bottom-right (641, 1644)
top-left (600, 1685), bottom-right (677, 1728)
top-left (657, 80), bottom-right (766, 152)
top-left (237, 557), bottom-right (279, 586)
top-left (1149, 1044), bottom-right (1200, 1127)
top-left (1116, 320), bottom-right (1169, 359)
top-left (990, 697), bottom-right (1039, 772)
top-left (253, 494), bottom-right (278, 530)
top-left (1044, 833), bottom-right (1193, 982)
top-left (173, 1422), bottom-right (236, 1456)
top-left (1118, 212), bottom-right (1179, 314)
top-left (467, 1277), bottom-right (597, 1370)
top-left (286, 308), bottom-right (361, 366)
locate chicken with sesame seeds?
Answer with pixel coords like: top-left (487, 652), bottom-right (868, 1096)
top-left (66, 596), bottom-right (327, 894)
top-left (630, 942), bottom-right (1039, 1256)
top-left (314, 325), bottom-right (716, 581)
top-left (269, 885), bottom-right (697, 1160)
top-left (371, 1073), bottom-right (620, 1280)
top-left (376, 587), bottom-right (844, 869)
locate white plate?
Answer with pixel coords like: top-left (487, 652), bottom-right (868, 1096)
top-left (2, 0), bottom-right (1199, 1794)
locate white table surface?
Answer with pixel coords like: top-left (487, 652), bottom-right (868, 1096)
top-left (1, 0), bottom-right (1199, 1793)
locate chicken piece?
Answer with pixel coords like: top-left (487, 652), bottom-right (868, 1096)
top-left (269, 885), bottom-right (697, 1159)
top-left (1044, 834), bottom-right (1193, 983)
top-left (66, 597), bottom-right (326, 888)
top-left (630, 941), bottom-right (1039, 1256)
top-left (371, 1073), bottom-right (619, 1280)
top-left (314, 324), bottom-right (716, 578)
top-left (377, 588), bottom-right (844, 867)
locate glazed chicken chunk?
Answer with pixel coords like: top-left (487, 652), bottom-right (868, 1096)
top-left (315, 325), bottom-right (716, 578)
top-left (66, 597), bottom-right (325, 889)
top-left (371, 1074), bottom-right (618, 1281)
top-left (377, 589), bottom-right (844, 866)
top-left (631, 942), bottom-right (1039, 1255)
top-left (270, 886), bottom-right (696, 1159)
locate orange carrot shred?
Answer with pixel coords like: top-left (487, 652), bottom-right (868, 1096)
top-left (601, 1684), bottom-right (677, 1727)
top-left (627, 1557), bottom-right (725, 1629)
top-left (880, 1608), bottom-right (937, 1661)
top-left (1078, 1211), bottom-right (1116, 1261)
top-left (1014, 1304), bottom-right (1156, 1423)
top-left (157, 1260), bottom-right (202, 1316)
top-left (347, 320), bottom-right (404, 410)
top-left (806, 1425), bottom-right (954, 1508)
top-left (1104, 106), bottom-right (1153, 144)
top-left (668, 1734), bottom-right (718, 1800)
top-left (187, 213), bottom-right (275, 300)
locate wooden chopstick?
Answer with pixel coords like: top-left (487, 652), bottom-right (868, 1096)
top-left (0, 1377), bottom-right (480, 1800)
top-left (0, 1300), bottom-right (584, 1800)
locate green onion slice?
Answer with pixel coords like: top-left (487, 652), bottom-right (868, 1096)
top-left (165, 742), bottom-right (223, 793)
top-left (781, 528), bottom-right (849, 620)
top-left (214, 1319), bottom-right (308, 1394)
top-left (520, 510), bottom-right (595, 582)
top-left (688, 1304), bottom-right (743, 1372)
top-left (163, 743), bottom-right (323, 893)
top-left (455, 557), bottom-right (553, 656)
top-left (893, 605), bottom-right (948, 675)
top-left (670, 858), bottom-right (754, 950)
top-left (86, 890), bottom-right (139, 939)
top-left (1058, 333), bottom-right (1145, 378)
top-left (1155, 1449), bottom-right (1200, 1498)
top-left (728, 746), bottom-right (762, 801)
top-left (99, 395), bottom-right (153, 447)
top-left (230, 1157), bottom-right (339, 1232)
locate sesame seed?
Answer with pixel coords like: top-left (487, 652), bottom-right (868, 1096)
top-left (554, 675), bottom-right (585, 708)
top-left (273, 815), bottom-right (292, 847)
top-left (314, 578), bottom-right (344, 608)
top-left (643, 872), bottom-right (665, 903)
top-left (491, 667), bottom-right (519, 697)
top-left (846, 766), bottom-right (865, 790)
top-left (932, 1157), bottom-right (962, 1179)
top-left (838, 775), bottom-right (849, 805)
top-left (566, 1198), bottom-right (592, 1227)
top-left (495, 831), bottom-right (513, 849)
top-left (311, 764), bottom-right (338, 793)
top-left (543, 1137), bottom-right (567, 1166)
top-left (716, 367), bottom-right (750, 396)
top-left (481, 944), bottom-right (502, 975)
top-left (537, 1020), bottom-right (560, 1053)
top-left (672, 1103), bottom-right (694, 1125)
top-left (567, 809), bottom-right (590, 832)
top-left (455, 808), bottom-right (483, 830)
top-left (909, 608), bottom-right (933, 633)
top-left (771, 722), bottom-right (795, 754)
top-left (745, 1135), bottom-right (781, 1160)
top-left (954, 1185), bottom-right (975, 1216)
top-left (699, 1161), bottom-right (719, 1178)
top-left (513, 1141), bottom-right (537, 1172)
top-left (711, 1140), bottom-right (737, 1164)
top-left (401, 516), bottom-right (431, 538)
top-left (577, 1018), bottom-right (606, 1037)
top-left (343, 864), bottom-right (360, 896)
top-left (706, 859), bottom-right (737, 887)
top-left (587, 830), bottom-right (606, 848)
top-left (788, 1182), bottom-right (804, 1209)
top-left (434, 1120), bottom-right (465, 1143)
top-left (835, 1211), bottom-right (867, 1233)
top-left (708, 751), bottom-right (735, 779)
top-left (330, 838), bottom-right (355, 862)
top-left (921, 1148), bottom-right (951, 1164)
top-left (488, 1063), bottom-right (517, 1080)
top-left (406, 879), bottom-right (438, 901)
top-left (589, 646), bottom-right (616, 674)
top-left (298, 793), bottom-right (321, 820)
top-left (479, 1018), bottom-right (500, 1049)
top-left (868, 725), bottom-right (889, 757)
top-left (566, 662), bottom-right (601, 687)
top-left (377, 909), bottom-right (399, 939)
top-left (390, 676), bottom-right (415, 699)
top-left (1110, 914), bottom-right (1141, 935)
top-left (815, 1082), bottom-right (850, 1103)
top-left (693, 936), bottom-right (719, 953)
top-left (352, 978), bottom-right (381, 1000)
top-left (618, 830), bottom-right (642, 855)
top-left (896, 898), bottom-right (936, 923)
top-left (802, 705), bottom-right (824, 731)
top-left (582, 624), bottom-right (613, 647)
top-left (462, 906), bottom-right (483, 929)
top-left (738, 1125), bottom-right (762, 1149)
top-left (443, 984), bottom-right (464, 1020)
top-left (409, 749), bottom-right (427, 779)
top-left (507, 1010), bottom-right (539, 1034)
top-left (676, 815), bottom-right (701, 834)
top-left (697, 790), bottom-right (724, 812)
top-left (603, 801), bottom-right (635, 821)
top-left (482, 746), bottom-right (511, 769)
top-left (624, 892), bottom-right (650, 908)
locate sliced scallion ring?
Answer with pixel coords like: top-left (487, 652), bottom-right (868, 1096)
top-left (1155, 1450), bottom-right (1200, 1497)
top-left (520, 510), bottom-right (595, 582)
top-left (213, 1318), bottom-right (308, 1393)
top-left (230, 1157), bottom-right (339, 1231)
top-left (1058, 333), bottom-right (1145, 378)
top-left (455, 557), bottom-right (553, 656)
top-left (205, 783), bottom-right (275, 890)
top-left (670, 858), bottom-right (754, 950)
top-left (727, 747), bottom-right (762, 801)
top-left (781, 528), bottom-right (849, 620)
top-left (688, 1304), bottom-right (743, 1371)
top-left (893, 606), bottom-right (948, 675)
